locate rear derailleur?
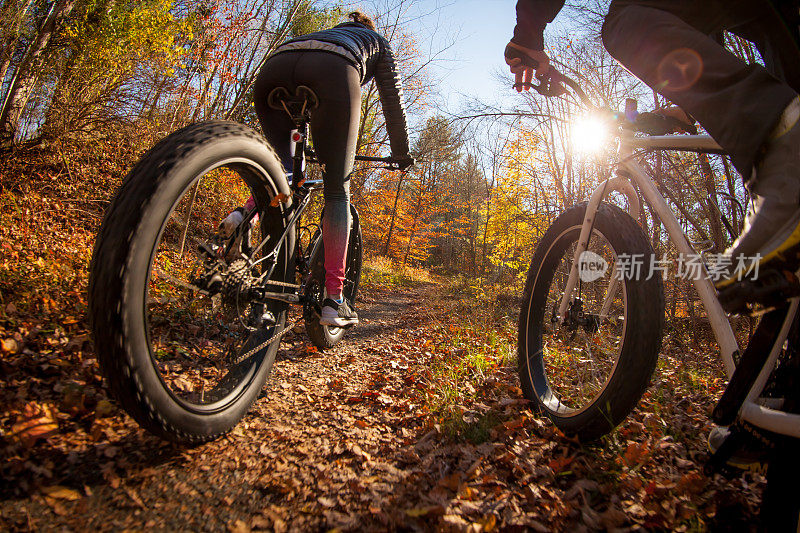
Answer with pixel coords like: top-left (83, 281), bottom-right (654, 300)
top-left (190, 243), bottom-right (275, 330)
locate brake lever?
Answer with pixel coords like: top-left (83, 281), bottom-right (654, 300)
top-left (513, 73), bottom-right (567, 97)
top-left (512, 69), bottom-right (591, 104)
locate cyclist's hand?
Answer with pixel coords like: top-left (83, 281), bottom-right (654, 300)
top-left (653, 105), bottom-right (696, 133)
top-left (394, 155), bottom-right (415, 171)
top-left (505, 41), bottom-right (550, 93)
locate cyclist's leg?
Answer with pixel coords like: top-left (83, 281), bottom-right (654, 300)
top-left (601, 0), bottom-right (797, 179)
top-left (300, 54), bottom-right (361, 303)
top-left (602, 1), bottom-right (800, 273)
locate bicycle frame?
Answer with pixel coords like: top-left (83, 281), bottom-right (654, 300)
top-left (245, 112), bottom-right (395, 305)
top-left (558, 127), bottom-right (800, 439)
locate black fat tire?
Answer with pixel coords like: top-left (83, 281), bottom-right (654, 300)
top-left (762, 435), bottom-right (800, 531)
top-left (89, 121), bottom-right (293, 444)
top-left (304, 206), bottom-right (363, 350)
top-left (518, 202), bottom-right (665, 441)
top-left (761, 346), bottom-right (800, 532)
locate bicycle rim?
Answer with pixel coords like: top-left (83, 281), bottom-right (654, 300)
top-left (145, 162), bottom-right (283, 412)
top-left (534, 227), bottom-right (627, 416)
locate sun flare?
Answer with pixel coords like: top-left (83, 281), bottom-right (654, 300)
top-left (571, 116), bottom-right (609, 154)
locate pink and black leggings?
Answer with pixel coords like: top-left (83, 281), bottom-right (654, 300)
top-left (251, 51), bottom-right (362, 298)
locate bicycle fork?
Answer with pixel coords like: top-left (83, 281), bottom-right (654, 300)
top-left (557, 175), bottom-right (641, 323)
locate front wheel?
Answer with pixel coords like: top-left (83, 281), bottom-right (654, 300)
top-left (89, 121), bottom-right (293, 443)
top-left (518, 202), bottom-right (665, 441)
top-left (304, 205), bottom-right (363, 350)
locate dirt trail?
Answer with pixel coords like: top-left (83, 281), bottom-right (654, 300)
top-left (0, 284), bottom-right (465, 531)
top-left (0, 283), bottom-right (764, 531)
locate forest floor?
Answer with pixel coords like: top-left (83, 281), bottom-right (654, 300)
top-left (0, 148), bottom-right (767, 531)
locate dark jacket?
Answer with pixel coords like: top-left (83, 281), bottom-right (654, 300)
top-left (511, 0), bottom-right (565, 51)
top-left (274, 22), bottom-right (410, 158)
top-left (512, 0), bottom-right (800, 51)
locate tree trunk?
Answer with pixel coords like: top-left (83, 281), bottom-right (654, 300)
top-left (0, 0), bottom-right (34, 88)
top-left (382, 171), bottom-right (406, 256)
top-left (0, 0), bottom-right (78, 143)
top-left (698, 153), bottom-right (725, 252)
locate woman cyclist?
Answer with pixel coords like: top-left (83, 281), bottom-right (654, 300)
top-left (221, 11), bottom-right (414, 327)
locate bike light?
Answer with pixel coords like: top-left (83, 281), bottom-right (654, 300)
top-left (291, 132), bottom-right (303, 143)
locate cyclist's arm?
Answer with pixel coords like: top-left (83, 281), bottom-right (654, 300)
top-left (506, 0), bottom-right (565, 91)
top-left (511, 0), bottom-right (565, 51)
top-left (374, 39), bottom-right (411, 160)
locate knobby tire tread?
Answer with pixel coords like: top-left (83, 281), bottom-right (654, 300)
top-left (89, 121), bottom-right (285, 443)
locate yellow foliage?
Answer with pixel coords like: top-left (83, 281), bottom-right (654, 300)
top-left (64, 0), bottom-right (189, 82)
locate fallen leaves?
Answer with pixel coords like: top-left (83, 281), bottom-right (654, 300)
top-left (0, 227), bottom-right (765, 532)
top-left (677, 471), bottom-right (706, 495)
top-left (41, 485), bottom-right (81, 501)
top-left (405, 505), bottom-right (445, 518)
top-left (1, 337), bottom-right (19, 354)
top-left (622, 439), bottom-right (652, 468)
top-left (9, 402), bottom-right (59, 447)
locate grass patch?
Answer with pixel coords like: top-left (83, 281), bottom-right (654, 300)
top-left (361, 255), bottom-right (434, 289)
top-left (418, 283), bottom-right (521, 442)
top-left (441, 410), bottom-right (502, 444)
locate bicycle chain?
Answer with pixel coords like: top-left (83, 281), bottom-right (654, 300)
top-left (157, 266), bottom-right (298, 291)
top-left (231, 319), bottom-right (299, 365)
top-left (155, 268), bottom-right (205, 293)
top-left (263, 279), bottom-right (300, 289)
top-left (156, 263), bottom-right (302, 366)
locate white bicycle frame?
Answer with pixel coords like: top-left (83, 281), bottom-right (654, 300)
top-left (559, 127), bottom-right (800, 439)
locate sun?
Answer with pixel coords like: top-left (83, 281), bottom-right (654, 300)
top-left (571, 116), bottom-right (609, 155)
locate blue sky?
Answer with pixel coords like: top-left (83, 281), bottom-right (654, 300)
top-left (404, 0), bottom-right (519, 110)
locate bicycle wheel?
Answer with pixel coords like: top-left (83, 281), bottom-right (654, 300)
top-left (304, 205), bottom-right (363, 350)
top-left (761, 332), bottom-right (800, 531)
top-left (89, 121), bottom-right (294, 443)
top-left (518, 202), bottom-right (664, 441)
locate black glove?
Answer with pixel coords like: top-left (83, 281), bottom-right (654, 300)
top-left (504, 43), bottom-right (541, 70)
top-left (394, 155), bottom-right (415, 171)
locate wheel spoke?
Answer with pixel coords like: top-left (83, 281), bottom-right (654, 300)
top-left (538, 230), bottom-right (625, 413)
top-left (146, 164), bottom-right (283, 407)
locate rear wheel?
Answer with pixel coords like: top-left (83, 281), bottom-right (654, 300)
top-left (304, 205), bottom-right (363, 350)
top-left (518, 202), bottom-right (664, 441)
top-left (761, 324), bottom-right (800, 531)
top-left (89, 121), bottom-right (294, 443)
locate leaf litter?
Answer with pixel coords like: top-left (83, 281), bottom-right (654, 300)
top-left (0, 160), bottom-right (766, 530)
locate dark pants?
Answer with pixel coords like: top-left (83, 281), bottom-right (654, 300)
top-left (602, 0), bottom-right (800, 179)
top-left (253, 52), bottom-right (362, 296)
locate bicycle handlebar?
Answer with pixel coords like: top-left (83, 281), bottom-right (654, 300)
top-left (355, 154), bottom-right (408, 171)
top-left (517, 68), bottom-right (698, 136)
top-left (354, 155), bottom-right (395, 163)
top-left (305, 151), bottom-right (406, 171)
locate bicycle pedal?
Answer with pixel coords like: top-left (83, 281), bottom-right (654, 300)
top-left (705, 424), bottom-right (771, 476)
top-left (717, 269), bottom-right (800, 315)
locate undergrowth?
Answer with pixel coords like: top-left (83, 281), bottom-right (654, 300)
top-left (360, 256), bottom-right (434, 289)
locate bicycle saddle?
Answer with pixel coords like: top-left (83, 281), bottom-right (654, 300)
top-left (267, 86), bottom-right (319, 121)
